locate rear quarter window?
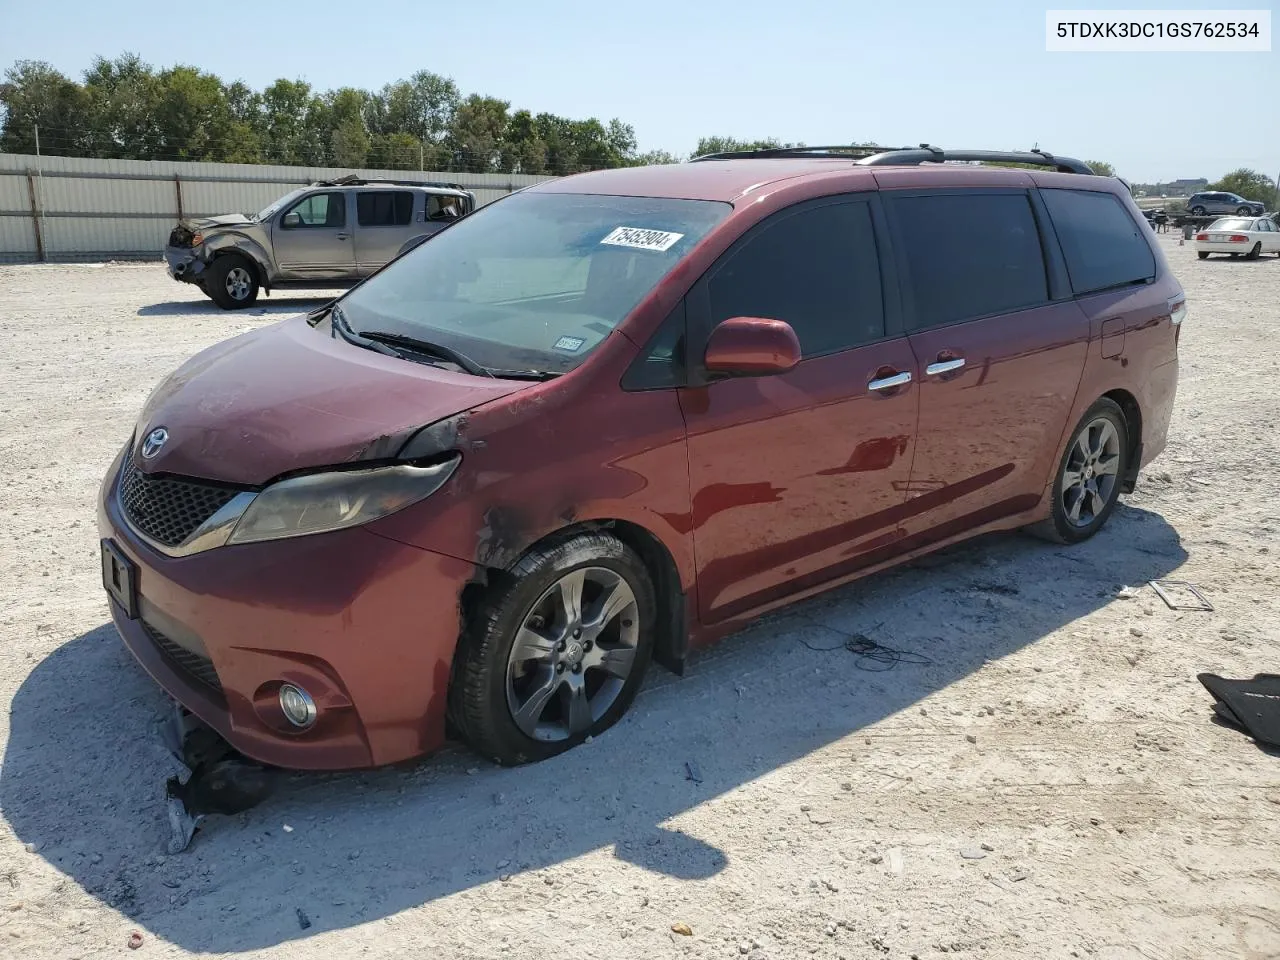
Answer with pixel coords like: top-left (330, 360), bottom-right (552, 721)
top-left (1041, 189), bottom-right (1156, 295)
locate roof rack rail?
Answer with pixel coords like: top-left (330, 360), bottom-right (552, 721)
top-left (311, 174), bottom-right (470, 191)
top-left (855, 144), bottom-right (1094, 175)
top-left (690, 145), bottom-right (892, 162)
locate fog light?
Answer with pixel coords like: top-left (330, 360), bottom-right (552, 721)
top-left (279, 684), bottom-right (317, 728)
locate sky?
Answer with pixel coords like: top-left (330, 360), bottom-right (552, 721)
top-left (0, 0), bottom-right (1275, 183)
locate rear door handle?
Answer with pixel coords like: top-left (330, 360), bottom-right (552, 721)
top-left (868, 371), bottom-right (912, 392)
top-left (336, 233), bottom-right (350, 240)
top-left (925, 358), bottom-right (966, 376)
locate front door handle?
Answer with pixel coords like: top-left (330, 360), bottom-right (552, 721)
top-left (925, 358), bottom-right (966, 376)
top-left (868, 371), bottom-right (912, 392)
top-left (336, 233), bottom-right (351, 240)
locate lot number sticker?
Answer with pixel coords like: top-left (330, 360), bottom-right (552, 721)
top-left (554, 336), bottom-right (586, 352)
top-left (600, 226), bottom-right (685, 252)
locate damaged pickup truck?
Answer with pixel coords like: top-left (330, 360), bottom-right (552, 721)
top-left (164, 175), bottom-right (475, 308)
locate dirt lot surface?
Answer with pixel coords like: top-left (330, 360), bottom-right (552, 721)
top-left (1, 238), bottom-right (1278, 960)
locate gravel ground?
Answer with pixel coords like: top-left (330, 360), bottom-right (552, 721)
top-left (0, 238), bottom-right (1278, 960)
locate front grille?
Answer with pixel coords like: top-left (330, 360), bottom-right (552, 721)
top-left (141, 620), bottom-right (223, 695)
top-left (118, 458), bottom-right (240, 547)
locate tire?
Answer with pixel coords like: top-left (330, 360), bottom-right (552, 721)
top-left (449, 532), bottom-right (656, 765)
top-left (1190, 205), bottom-right (1206, 216)
top-left (1027, 398), bottom-right (1129, 545)
top-left (1197, 251), bottom-right (1210, 260)
top-left (1246, 242), bottom-right (1262, 260)
top-left (206, 255), bottom-right (260, 309)
top-left (1237, 206), bottom-right (1253, 215)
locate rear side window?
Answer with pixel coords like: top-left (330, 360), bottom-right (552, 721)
top-left (889, 193), bottom-right (1048, 330)
top-left (427, 194), bottom-right (467, 221)
top-left (708, 200), bottom-right (884, 357)
top-left (1041, 189), bottom-right (1156, 295)
top-left (357, 191), bottom-right (414, 227)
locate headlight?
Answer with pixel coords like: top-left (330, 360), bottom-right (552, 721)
top-left (227, 456), bottom-right (459, 545)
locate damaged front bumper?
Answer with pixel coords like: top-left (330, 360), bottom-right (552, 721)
top-left (164, 245), bottom-right (207, 284)
top-left (98, 451), bottom-right (476, 772)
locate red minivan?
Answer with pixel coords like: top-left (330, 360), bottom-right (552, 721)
top-left (98, 147), bottom-right (1183, 769)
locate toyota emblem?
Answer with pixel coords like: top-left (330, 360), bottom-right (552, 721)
top-left (141, 427), bottom-right (169, 460)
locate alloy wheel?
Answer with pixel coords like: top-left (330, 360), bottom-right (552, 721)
top-left (1061, 417), bottom-right (1121, 528)
top-left (505, 566), bottom-right (640, 742)
top-left (225, 266), bottom-right (253, 301)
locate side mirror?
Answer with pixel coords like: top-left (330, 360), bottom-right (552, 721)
top-left (703, 317), bottom-right (801, 377)
top-left (282, 212), bottom-right (302, 228)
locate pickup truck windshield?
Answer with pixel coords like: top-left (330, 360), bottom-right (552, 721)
top-left (337, 192), bottom-right (730, 374)
top-left (256, 189), bottom-right (307, 221)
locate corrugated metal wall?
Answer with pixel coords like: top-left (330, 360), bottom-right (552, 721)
top-left (0, 154), bottom-right (553, 263)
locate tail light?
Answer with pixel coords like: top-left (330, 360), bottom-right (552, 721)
top-left (1195, 233), bottom-right (1208, 241)
top-left (1229, 234), bottom-right (1248, 242)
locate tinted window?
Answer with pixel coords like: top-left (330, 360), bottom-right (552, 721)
top-left (286, 192), bottom-right (345, 228)
top-left (708, 201), bottom-right (884, 357)
top-left (1041, 189), bottom-right (1156, 295)
top-left (622, 301), bottom-right (686, 390)
top-left (890, 193), bottom-right (1048, 330)
top-left (357, 191), bottom-right (414, 227)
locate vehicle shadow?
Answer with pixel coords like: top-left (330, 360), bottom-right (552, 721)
top-left (137, 296), bottom-right (338, 318)
top-left (1, 503), bottom-right (1187, 952)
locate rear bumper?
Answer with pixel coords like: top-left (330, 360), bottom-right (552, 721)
top-left (1139, 357), bottom-right (1178, 469)
top-left (1194, 241), bottom-right (1255, 254)
top-left (98, 454), bottom-right (475, 770)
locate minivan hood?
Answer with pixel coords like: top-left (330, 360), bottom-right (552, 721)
top-left (133, 316), bottom-right (525, 486)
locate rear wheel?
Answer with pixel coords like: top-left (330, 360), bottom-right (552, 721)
top-left (1190, 205), bottom-right (1207, 215)
top-left (1197, 251), bottom-right (1210, 260)
top-left (206, 255), bottom-right (260, 309)
top-left (449, 532), bottom-right (655, 765)
top-left (1028, 398), bottom-right (1128, 545)
top-left (1246, 242), bottom-right (1262, 260)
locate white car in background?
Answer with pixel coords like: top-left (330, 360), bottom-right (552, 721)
top-left (1194, 216), bottom-right (1280, 260)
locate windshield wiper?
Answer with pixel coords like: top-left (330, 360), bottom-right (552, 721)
top-left (358, 330), bottom-right (493, 378)
top-left (486, 369), bottom-right (561, 381)
top-left (329, 305), bottom-right (400, 357)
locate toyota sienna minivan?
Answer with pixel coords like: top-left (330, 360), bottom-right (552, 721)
top-left (99, 147), bottom-right (1183, 769)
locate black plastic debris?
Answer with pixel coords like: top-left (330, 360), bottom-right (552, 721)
top-left (1198, 673), bottom-right (1280, 749)
top-left (162, 703), bottom-right (279, 853)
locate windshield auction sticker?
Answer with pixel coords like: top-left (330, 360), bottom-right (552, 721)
top-left (600, 227), bottom-right (685, 252)
top-left (1046, 9), bottom-right (1271, 51)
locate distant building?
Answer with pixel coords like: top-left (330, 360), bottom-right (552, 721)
top-left (1170, 178), bottom-right (1208, 191)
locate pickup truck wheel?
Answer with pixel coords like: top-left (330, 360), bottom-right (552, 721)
top-left (207, 255), bottom-right (260, 309)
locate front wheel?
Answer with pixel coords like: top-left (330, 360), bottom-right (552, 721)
top-left (1237, 206), bottom-right (1254, 215)
top-left (449, 532), bottom-right (655, 765)
top-left (206, 255), bottom-right (260, 309)
top-left (1027, 399), bottom-right (1128, 544)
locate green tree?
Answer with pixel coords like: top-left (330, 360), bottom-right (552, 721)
top-left (630, 149), bottom-right (682, 166)
top-left (1208, 168), bottom-right (1277, 210)
top-left (693, 136), bottom-right (800, 157)
top-left (450, 94), bottom-right (509, 172)
top-left (82, 53), bottom-right (161, 158)
top-left (0, 60), bottom-right (92, 155)
top-left (330, 116), bottom-right (369, 167)
top-left (1084, 160), bottom-right (1115, 177)
top-left (368, 132), bottom-right (423, 170)
top-left (151, 65), bottom-right (238, 160)
top-left (500, 109), bottom-right (547, 173)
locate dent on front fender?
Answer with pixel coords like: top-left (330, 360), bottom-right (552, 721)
top-left (202, 233), bottom-right (274, 285)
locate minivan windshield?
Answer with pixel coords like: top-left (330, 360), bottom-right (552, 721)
top-left (337, 191), bottom-right (730, 374)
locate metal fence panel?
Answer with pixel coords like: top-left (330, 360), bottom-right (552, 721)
top-left (0, 153), bottom-right (553, 263)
